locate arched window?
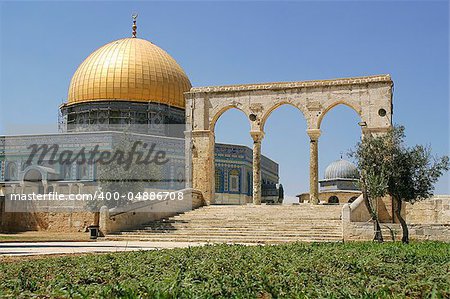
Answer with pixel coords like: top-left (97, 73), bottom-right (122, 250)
top-left (6, 162), bottom-right (17, 181)
top-left (348, 196), bottom-right (358, 203)
top-left (215, 169), bottom-right (224, 193)
top-left (328, 196), bottom-right (339, 204)
top-left (229, 169), bottom-right (240, 192)
top-left (77, 163), bottom-right (88, 180)
top-left (61, 164), bottom-right (72, 180)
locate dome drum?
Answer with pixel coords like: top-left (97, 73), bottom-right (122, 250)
top-left (319, 159), bottom-right (360, 192)
top-left (60, 100), bottom-right (185, 135)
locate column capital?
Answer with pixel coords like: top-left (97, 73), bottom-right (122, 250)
top-left (307, 129), bottom-right (321, 141)
top-left (191, 130), bottom-right (213, 137)
top-left (361, 126), bottom-right (391, 136)
top-left (250, 131), bottom-right (265, 143)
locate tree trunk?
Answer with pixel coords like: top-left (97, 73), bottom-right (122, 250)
top-left (361, 178), bottom-right (383, 242)
top-left (374, 220), bottom-right (383, 243)
top-left (394, 196), bottom-right (409, 244)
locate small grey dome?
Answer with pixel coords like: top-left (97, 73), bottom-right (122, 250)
top-left (324, 159), bottom-right (359, 180)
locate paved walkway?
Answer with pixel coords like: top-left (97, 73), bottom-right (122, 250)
top-left (0, 241), bottom-right (206, 256)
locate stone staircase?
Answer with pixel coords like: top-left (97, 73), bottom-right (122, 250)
top-left (105, 204), bottom-right (344, 244)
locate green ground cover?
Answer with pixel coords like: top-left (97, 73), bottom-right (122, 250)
top-left (0, 241), bottom-right (448, 298)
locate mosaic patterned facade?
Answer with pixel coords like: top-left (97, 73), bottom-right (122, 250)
top-left (0, 132), bottom-right (186, 195)
top-left (214, 143), bottom-right (279, 204)
top-left (0, 135), bottom-right (279, 204)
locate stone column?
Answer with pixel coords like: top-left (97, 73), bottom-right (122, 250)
top-left (250, 131), bottom-right (264, 205)
top-left (77, 183), bottom-right (84, 194)
top-left (67, 183), bottom-right (74, 195)
top-left (307, 129), bottom-right (321, 204)
top-left (51, 183), bottom-right (58, 193)
top-left (42, 180), bottom-right (48, 194)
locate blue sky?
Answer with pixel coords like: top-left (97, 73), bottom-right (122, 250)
top-left (0, 1), bottom-right (448, 196)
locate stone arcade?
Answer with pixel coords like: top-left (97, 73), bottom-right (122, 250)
top-left (186, 75), bottom-right (393, 205)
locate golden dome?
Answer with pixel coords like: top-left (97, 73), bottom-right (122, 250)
top-left (67, 38), bottom-right (191, 109)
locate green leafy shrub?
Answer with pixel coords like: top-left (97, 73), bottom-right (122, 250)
top-left (0, 242), bottom-right (448, 298)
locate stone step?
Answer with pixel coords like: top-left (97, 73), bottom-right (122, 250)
top-left (204, 205), bottom-right (342, 208)
top-left (174, 208), bottom-right (342, 212)
top-left (170, 217), bottom-right (341, 221)
top-left (142, 223), bottom-right (341, 227)
top-left (106, 205), bottom-right (345, 243)
top-left (192, 210), bottom-right (341, 212)
top-left (157, 214), bottom-right (341, 217)
top-left (174, 209), bottom-right (342, 212)
top-left (112, 230), bottom-right (342, 238)
top-left (147, 224), bottom-right (341, 228)
top-left (127, 232), bottom-right (342, 237)
top-left (139, 224), bottom-right (341, 229)
top-left (172, 217), bottom-right (341, 223)
top-left (192, 211), bottom-right (342, 214)
top-left (107, 229), bottom-right (342, 235)
top-left (105, 235), bottom-right (342, 243)
top-left (139, 225), bottom-right (341, 230)
top-left (155, 218), bottom-right (342, 222)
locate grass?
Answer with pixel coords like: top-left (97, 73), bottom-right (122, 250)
top-left (0, 241), bottom-right (449, 298)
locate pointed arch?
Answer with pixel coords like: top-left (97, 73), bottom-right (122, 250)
top-left (210, 105), bottom-right (250, 133)
top-left (261, 102), bottom-right (307, 132)
top-left (317, 101), bottom-right (362, 129)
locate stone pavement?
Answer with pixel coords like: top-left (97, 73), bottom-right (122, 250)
top-left (0, 241), bottom-right (206, 257)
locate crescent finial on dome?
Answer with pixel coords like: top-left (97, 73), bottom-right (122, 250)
top-left (132, 13), bottom-right (138, 38)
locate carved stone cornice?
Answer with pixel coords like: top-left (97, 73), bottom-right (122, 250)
top-left (188, 75), bottom-right (392, 94)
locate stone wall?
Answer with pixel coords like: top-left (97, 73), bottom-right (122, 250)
top-left (343, 195), bottom-right (450, 242)
top-left (0, 189), bottom-right (206, 233)
top-left (215, 193), bottom-right (250, 205)
top-left (0, 192), bottom-right (98, 232)
top-left (346, 195), bottom-right (398, 223)
top-left (343, 222), bottom-right (450, 242)
top-left (0, 211), bottom-right (96, 233)
top-left (405, 195), bottom-right (450, 224)
top-left (298, 192), bottom-right (361, 204)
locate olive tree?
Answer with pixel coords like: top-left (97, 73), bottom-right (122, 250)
top-left (350, 125), bottom-right (449, 243)
top-left (349, 130), bottom-right (391, 242)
